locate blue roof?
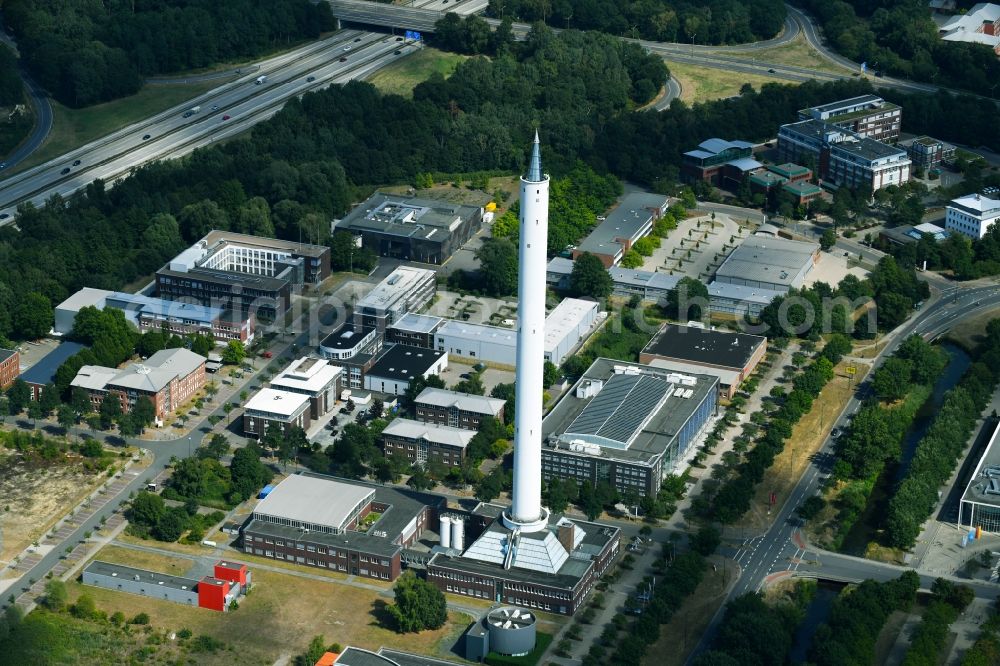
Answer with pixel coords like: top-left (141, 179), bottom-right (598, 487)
top-left (698, 138), bottom-right (754, 154)
top-left (105, 292), bottom-right (222, 324)
top-left (683, 149), bottom-right (715, 160)
top-left (21, 342), bottom-right (86, 386)
top-left (726, 157), bottom-right (764, 172)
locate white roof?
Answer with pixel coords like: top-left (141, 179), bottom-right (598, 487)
top-left (708, 281), bottom-right (785, 306)
top-left (415, 387), bottom-right (505, 415)
top-left (57, 287), bottom-right (112, 314)
top-left (438, 321), bottom-right (517, 346)
top-left (646, 358), bottom-right (741, 387)
top-left (388, 312), bottom-right (443, 334)
top-left (356, 266), bottom-right (434, 310)
top-left (950, 193), bottom-right (1000, 217)
top-left (270, 357), bottom-right (341, 394)
top-left (253, 475), bottom-right (374, 531)
top-left (381, 418), bottom-right (476, 448)
top-left (544, 298), bottom-right (598, 353)
top-left (244, 388), bottom-right (310, 417)
top-left (609, 268), bottom-right (681, 291)
top-left (71, 365), bottom-right (119, 391)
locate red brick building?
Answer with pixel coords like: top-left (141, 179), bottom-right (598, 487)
top-left (0, 349), bottom-right (19, 390)
top-left (414, 387), bottom-right (506, 430)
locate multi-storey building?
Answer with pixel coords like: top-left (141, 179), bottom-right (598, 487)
top-left (268, 356), bottom-right (341, 419)
top-left (21, 342), bottom-right (86, 401)
top-left (318, 322), bottom-right (381, 391)
top-left (385, 313), bottom-right (444, 349)
top-left (414, 387), bottom-right (506, 429)
top-left (939, 3), bottom-right (1000, 54)
top-left (363, 344), bottom-right (448, 396)
top-left (243, 388), bottom-right (311, 438)
top-left (798, 95), bottom-right (902, 143)
top-left (778, 119), bottom-right (911, 191)
top-left (0, 348), bottom-right (18, 390)
top-left (946, 193), bottom-right (1000, 239)
top-left (899, 136), bottom-right (956, 171)
top-left (573, 193), bottom-right (670, 267)
top-left (353, 266), bottom-right (436, 332)
top-left (681, 139), bottom-right (762, 188)
top-left (71, 348), bottom-right (206, 422)
top-left (381, 418), bottom-right (476, 467)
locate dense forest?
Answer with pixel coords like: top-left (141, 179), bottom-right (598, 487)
top-left (487, 0), bottom-right (787, 44)
top-left (2, 0), bottom-right (335, 107)
top-left (792, 0), bottom-right (1000, 94)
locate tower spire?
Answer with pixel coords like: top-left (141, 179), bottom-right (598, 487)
top-left (525, 130), bottom-right (543, 182)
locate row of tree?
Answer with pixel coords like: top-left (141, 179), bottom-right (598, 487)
top-left (695, 590), bottom-right (807, 666)
top-left (885, 319), bottom-right (1000, 548)
top-left (901, 579), bottom-right (975, 666)
top-left (3, 0), bottom-right (335, 107)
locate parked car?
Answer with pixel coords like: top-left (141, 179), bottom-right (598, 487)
top-left (261, 351), bottom-right (273, 358)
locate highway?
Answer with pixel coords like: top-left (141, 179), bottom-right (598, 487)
top-left (689, 282), bottom-right (1000, 662)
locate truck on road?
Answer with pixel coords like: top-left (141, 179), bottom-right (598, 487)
top-left (255, 75), bottom-right (267, 85)
top-left (182, 105), bottom-right (201, 118)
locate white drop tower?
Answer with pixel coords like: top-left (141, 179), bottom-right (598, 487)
top-left (503, 131), bottom-right (551, 534)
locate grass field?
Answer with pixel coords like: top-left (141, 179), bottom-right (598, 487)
top-left (15, 80), bottom-right (222, 172)
top-left (90, 545), bottom-right (194, 577)
top-left (65, 566), bottom-right (471, 665)
top-left (750, 35), bottom-right (855, 75)
top-left (737, 359), bottom-right (869, 532)
top-left (665, 61), bottom-right (788, 104)
top-left (944, 305), bottom-right (1000, 353)
top-left (367, 47), bottom-right (470, 97)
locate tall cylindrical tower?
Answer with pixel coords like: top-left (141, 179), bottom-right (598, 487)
top-left (504, 131), bottom-right (550, 533)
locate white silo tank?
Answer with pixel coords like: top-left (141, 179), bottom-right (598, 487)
top-left (440, 515), bottom-right (452, 549)
top-left (452, 518), bottom-right (465, 551)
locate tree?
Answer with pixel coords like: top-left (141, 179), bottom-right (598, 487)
top-left (620, 250), bottom-right (644, 269)
top-left (6, 378), bottom-right (31, 415)
top-left (129, 491), bottom-right (166, 528)
top-left (70, 593), bottom-right (96, 619)
top-left (387, 572), bottom-right (447, 632)
top-left (132, 396), bottom-right (156, 429)
top-left (229, 445), bottom-right (273, 502)
top-left (38, 383), bottom-right (60, 416)
top-left (407, 466), bottom-right (434, 491)
top-left (154, 509), bottom-right (185, 541)
top-left (690, 525), bottom-right (721, 556)
top-left (476, 238), bottom-right (519, 297)
top-left (820, 228), bottom-right (837, 251)
top-left (570, 253), bottom-right (612, 298)
top-left (222, 340), bottom-right (246, 365)
top-left (190, 334), bottom-right (214, 358)
top-left (453, 371), bottom-right (485, 396)
top-left (200, 433), bottom-right (230, 460)
top-left (99, 394), bottom-right (122, 429)
top-left (57, 404), bottom-right (77, 430)
top-left (42, 579), bottom-right (67, 611)
top-left (873, 357), bottom-right (913, 401)
top-left (13, 292), bottom-right (53, 340)
top-left (667, 277), bottom-right (709, 321)
top-left (369, 398), bottom-right (384, 419)
top-left (543, 361), bottom-right (560, 387)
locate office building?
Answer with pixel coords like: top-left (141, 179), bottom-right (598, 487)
top-left (385, 313), bottom-right (444, 349)
top-left (959, 420), bottom-right (1000, 532)
top-left (545, 257), bottom-right (575, 290)
top-left (21, 341), bottom-right (87, 400)
top-left (945, 193), bottom-right (1000, 239)
top-left (318, 323), bottom-right (381, 391)
top-left (639, 323), bottom-right (767, 399)
top-left (335, 192), bottom-right (485, 264)
top-left (879, 221), bottom-right (950, 248)
top-left (82, 560), bottom-right (249, 612)
top-left (707, 282), bottom-right (784, 317)
top-left (713, 235), bottom-right (820, 293)
top-left (242, 473), bottom-right (445, 581)
top-left (0, 348), bottom-right (18, 390)
top-left (540, 358), bottom-right (718, 497)
top-left (363, 345), bottom-right (448, 396)
top-left (414, 387), bottom-right (506, 429)
top-left (778, 119), bottom-right (911, 191)
top-left (156, 230), bottom-right (330, 320)
top-left (71, 348), bottom-right (206, 423)
top-left (353, 266), bottom-right (436, 331)
top-left (573, 192), bottom-right (670, 267)
top-left (682, 138), bottom-right (762, 187)
top-left (434, 298), bottom-right (599, 367)
top-left (54, 288), bottom-right (254, 343)
top-left (939, 3), bottom-right (1000, 54)
top-left (899, 136), bottom-right (956, 171)
top-left (269, 356), bottom-right (341, 419)
top-left (608, 268), bottom-right (680, 305)
top-left (243, 388), bottom-right (311, 438)
top-left (381, 417), bottom-right (476, 467)
top-left (798, 95), bottom-right (902, 143)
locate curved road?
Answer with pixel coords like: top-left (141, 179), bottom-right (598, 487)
top-left (689, 281), bottom-right (1000, 662)
top-left (0, 31), bottom-right (53, 171)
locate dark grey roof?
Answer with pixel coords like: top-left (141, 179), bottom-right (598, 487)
top-left (336, 647), bottom-right (399, 666)
top-left (367, 345), bottom-right (445, 382)
top-left (577, 192), bottom-right (666, 257)
top-left (84, 560), bottom-right (199, 592)
top-left (565, 373), bottom-right (673, 448)
top-left (21, 342), bottom-right (86, 386)
top-left (321, 323), bottom-right (376, 350)
top-left (336, 193), bottom-right (481, 240)
top-left (245, 518), bottom-right (403, 558)
top-left (642, 324), bottom-right (765, 370)
top-left (157, 265), bottom-right (288, 291)
top-left (0, 348), bottom-right (16, 363)
top-left (377, 649), bottom-right (466, 666)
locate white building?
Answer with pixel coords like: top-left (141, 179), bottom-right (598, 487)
top-left (939, 3), bottom-right (1000, 54)
top-left (435, 298), bottom-right (599, 367)
top-left (353, 267), bottom-right (436, 331)
top-left (363, 345), bottom-right (448, 396)
top-left (946, 193), bottom-right (1000, 239)
top-left (269, 357), bottom-right (342, 419)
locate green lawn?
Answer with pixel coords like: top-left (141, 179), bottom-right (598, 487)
top-left (485, 631), bottom-right (553, 666)
top-left (367, 47), bottom-right (470, 97)
top-left (14, 80), bottom-right (222, 173)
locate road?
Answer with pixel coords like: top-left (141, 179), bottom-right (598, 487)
top-left (0, 31), bottom-right (54, 172)
top-left (690, 282), bottom-right (1000, 661)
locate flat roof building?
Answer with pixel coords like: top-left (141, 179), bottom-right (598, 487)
top-left (353, 267), bottom-right (436, 331)
top-left (714, 235), bottom-right (820, 293)
top-left (541, 358), bottom-right (718, 497)
top-left (898, 136), bottom-right (956, 171)
top-left (270, 356), bottom-right (342, 419)
top-left (386, 313), bottom-right (444, 349)
top-left (945, 193), bottom-right (1000, 239)
top-left (21, 341), bottom-right (87, 400)
top-left (959, 421), bottom-right (1000, 532)
top-left (82, 560), bottom-right (247, 612)
top-left (573, 193), bottom-right (669, 267)
top-left (707, 281), bottom-right (784, 318)
top-left (608, 268), bottom-right (680, 305)
top-left (639, 323), bottom-right (768, 399)
top-left (682, 139), bottom-right (762, 188)
top-left (364, 345), bottom-right (448, 396)
top-left (546, 256), bottom-right (575, 291)
top-left (414, 387), bottom-right (506, 429)
top-left (381, 417), bottom-right (476, 467)
top-left (335, 192), bottom-right (485, 265)
top-left (798, 95), bottom-right (902, 143)
top-left (156, 230), bottom-right (330, 320)
top-left (243, 387), bottom-right (311, 438)
top-left (435, 298), bottom-right (599, 367)
top-left (242, 472), bottom-right (445, 581)
top-left (54, 287), bottom-right (112, 335)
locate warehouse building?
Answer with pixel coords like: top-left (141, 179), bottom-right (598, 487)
top-left (945, 193), bottom-right (1000, 239)
top-left (707, 282), bottom-right (784, 317)
top-left (353, 266), bottom-right (436, 332)
top-left (363, 345), bottom-right (448, 396)
top-left (269, 356), bottom-right (341, 419)
top-left (156, 230), bottom-right (330, 320)
top-left (71, 348), bottom-right (206, 423)
top-left (435, 298), bottom-right (599, 367)
top-left (639, 323), bottom-right (767, 399)
top-left (414, 387), bottom-right (506, 429)
top-left (541, 358), bottom-right (718, 497)
top-left (608, 268), bottom-right (680, 305)
top-left (381, 418), bottom-right (476, 467)
top-left (242, 473), bottom-right (445, 581)
top-left (572, 193), bottom-right (669, 267)
top-left (243, 388), bottom-right (311, 438)
top-left (335, 192), bottom-right (486, 265)
top-left (82, 560), bottom-right (249, 612)
top-left (713, 235), bottom-right (819, 293)
top-left (798, 95), bottom-right (902, 143)
top-left (0, 348), bottom-right (18, 390)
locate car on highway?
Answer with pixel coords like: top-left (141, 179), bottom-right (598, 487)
top-left (831, 428), bottom-right (841, 438)
top-left (0, 213), bottom-right (9, 220)
top-left (768, 68), bottom-right (776, 73)
top-left (183, 111), bottom-right (194, 118)
top-left (343, 46), bottom-right (351, 51)
top-left (394, 50), bottom-right (402, 55)
top-left (61, 167), bottom-right (71, 175)
top-left (0, 163), bottom-right (6, 169)
top-left (142, 134), bottom-right (151, 140)
top-left (396, 36), bottom-right (403, 41)
top-left (307, 76), bottom-right (315, 82)
top-left (222, 115), bottom-right (231, 120)
top-left (339, 56), bottom-right (347, 62)
top-left (72, 159), bottom-right (81, 166)
top-left (354, 38), bottom-right (361, 42)
top-left (211, 105), bottom-right (219, 111)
